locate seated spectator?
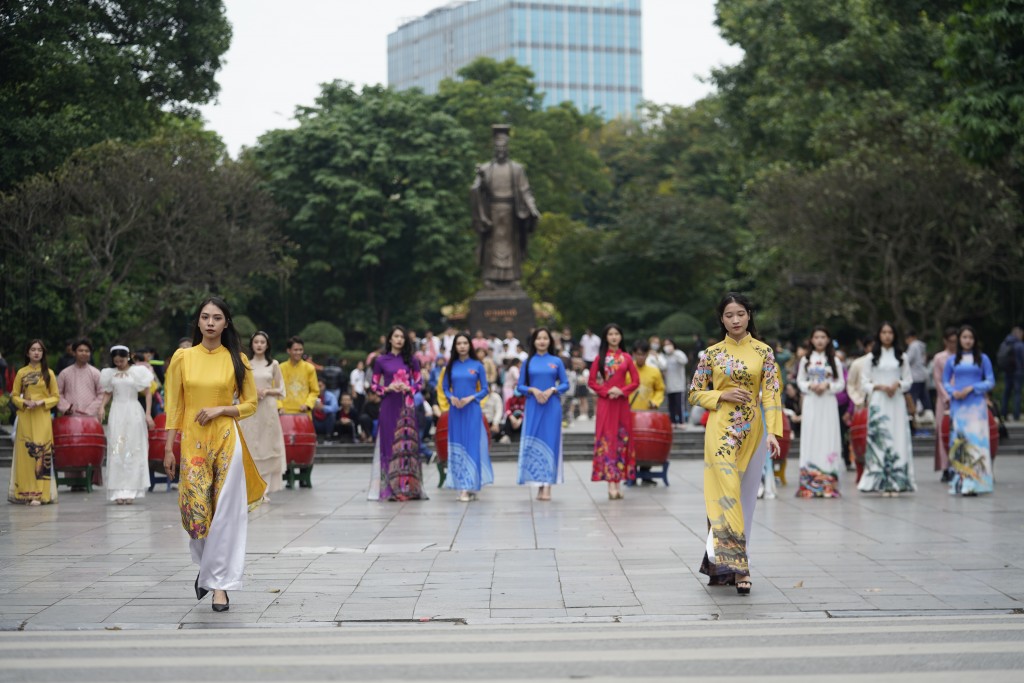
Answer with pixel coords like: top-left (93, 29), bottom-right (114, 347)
top-left (312, 379), bottom-right (339, 439)
top-left (481, 388), bottom-right (504, 438)
top-left (334, 393), bottom-right (359, 443)
top-left (357, 390), bottom-right (381, 443)
top-left (499, 394), bottom-right (526, 443)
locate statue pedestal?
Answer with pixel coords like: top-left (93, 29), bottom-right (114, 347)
top-left (468, 287), bottom-right (536, 343)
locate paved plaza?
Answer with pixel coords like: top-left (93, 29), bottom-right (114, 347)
top-left (1, 456), bottom-right (1023, 680)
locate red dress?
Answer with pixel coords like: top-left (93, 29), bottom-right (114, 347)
top-left (588, 350), bottom-right (640, 482)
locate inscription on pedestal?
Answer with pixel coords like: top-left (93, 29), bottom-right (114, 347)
top-left (468, 288), bottom-right (536, 343)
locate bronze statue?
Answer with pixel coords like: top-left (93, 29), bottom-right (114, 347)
top-left (470, 125), bottom-right (540, 289)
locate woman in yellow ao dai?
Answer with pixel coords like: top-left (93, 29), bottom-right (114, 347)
top-left (689, 294), bottom-right (782, 594)
top-left (164, 297), bottom-right (266, 611)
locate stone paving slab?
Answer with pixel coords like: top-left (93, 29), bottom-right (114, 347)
top-left (0, 455), bottom-right (1022, 629)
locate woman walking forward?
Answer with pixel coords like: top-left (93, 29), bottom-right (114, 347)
top-left (443, 332), bottom-right (493, 502)
top-left (240, 331), bottom-right (287, 499)
top-left (588, 323), bottom-right (639, 500)
top-left (689, 294), bottom-right (782, 594)
top-left (101, 345), bottom-right (155, 504)
top-left (517, 328), bottom-right (570, 500)
top-left (9, 340), bottom-right (59, 505)
top-left (795, 327), bottom-right (845, 497)
top-left (943, 325), bottom-right (996, 496)
top-left (367, 325), bottom-right (427, 501)
top-left (164, 297), bottom-right (267, 612)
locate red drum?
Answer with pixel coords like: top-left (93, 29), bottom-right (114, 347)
top-left (434, 411), bottom-right (449, 464)
top-left (148, 413), bottom-right (182, 466)
top-left (52, 416), bottom-right (105, 469)
top-left (631, 411), bottom-right (672, 463)
top-left (940, 413), bottom-right (1000, 459)
top-left (850, 407), bottom-right (868, 459)
top-left (280, 414), bottom-right (317, 466)
top-left (779, 413), bottom-right (793, 460)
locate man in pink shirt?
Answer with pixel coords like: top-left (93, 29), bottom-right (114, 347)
top-left (57, 339), bottom-right (104, 420)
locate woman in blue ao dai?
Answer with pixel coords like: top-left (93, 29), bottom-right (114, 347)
top-left (443, 333), bottom-right (493, 502)
top-left (516, 328), bottom-right (569, 501)
top-left (943, 325), bottom-right (996, 496)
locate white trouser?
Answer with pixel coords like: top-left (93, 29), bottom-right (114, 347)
top-left (190, 433), bottom-right (247, 591)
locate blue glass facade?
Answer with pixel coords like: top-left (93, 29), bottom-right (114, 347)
top-left (388, 0), bottom-right (642, 120)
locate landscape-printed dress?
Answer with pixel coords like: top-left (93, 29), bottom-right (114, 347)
top-left (795, 351), bottom-right (845, 498)
top-left (8, 366), bottom-right (59, 505)
top-left (689, 334), bottom-right (782, 583)
top-left (367, 353), bottom-right (427, 501)
top-left (588, 349), bottom-right (639, 482)
top-left (857, 347), bottom-right (915, 494)
top-left (943, 353), bottom-right (996, 495)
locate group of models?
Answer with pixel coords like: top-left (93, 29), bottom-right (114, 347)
top-left (6, 292), bottom-right (1002, 608)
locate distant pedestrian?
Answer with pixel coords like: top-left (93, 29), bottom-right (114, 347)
top-left (588, 323), bottom-right (639, 500)
top-left (996, 326), bottom-right (1023, 421)
top-left (858, 322), bottom-right (915, 496)
top-left (516, 328), bottom-right (569, 501)
top-left (904, 328), bottom-right (931, 417)
top-left (943, 325), bottom-right (996, 496)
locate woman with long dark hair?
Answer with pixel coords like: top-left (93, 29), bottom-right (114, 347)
top-left (517, 327), bottom-right (570, 500)
top-left (100, 344), bottom-right (154, 505)
top-left (443, 332), bottom-right (492, 502)
top-left (367, 325), bottom-right (427, 501)
top-left (588, 323), bottom-right (639, 499)
top-left (240, 331), bottom-right (287, 500)
top-left (795, 326), bottom-right (845, 498)
top-left (942, 325), bottom-right (996, 495)
top-left (9, 340), bottom-right (59, 505)
top-left (857, 321), bottom-right (915, 495)
top-left (689, 293), bottom-right (782, 594)
top-left (163, 297), bottom-right (267, 612)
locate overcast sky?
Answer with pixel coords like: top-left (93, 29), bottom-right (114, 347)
top-left (199, 1), bottom-right (742, 155)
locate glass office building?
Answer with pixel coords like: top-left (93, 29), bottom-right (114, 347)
top-left (388, 0), bottom-right (642, 120)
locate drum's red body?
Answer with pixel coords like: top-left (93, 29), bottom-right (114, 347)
top-left (280, 414), bottom-right (317, 466)
top-left (940, 413), bottom-right (1000, 458)
top-left (434, 411), bottom-right (449, 464)
top-left (779, 413), bottom-right (793, 459)
top-left (851, 407), bottom-right (869, 459)
top-left (52, 416), bottom-right (105, 469)
top-left (148, 413), bottom-right (181, 468)
top-left (631, 411), bottom-right (672, 463)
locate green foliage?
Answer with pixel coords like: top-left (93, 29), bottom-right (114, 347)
top-left (233, 315), bottom-right (258, 342)
top-left (297, 321), bottom-right (347, 359)
top-left (249, 82), bottom-right (477, 344)
top-left (656, 312), bottom-right (706, 340)
top-left (0, 0), bottom-right (231, 190)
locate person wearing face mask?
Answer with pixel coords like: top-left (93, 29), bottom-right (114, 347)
top-left (660, 338), bottom-right (689, 429)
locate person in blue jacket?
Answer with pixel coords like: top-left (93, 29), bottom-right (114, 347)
top-left (443, 332), bottom-right (493, 502)
top-left (516, 327), bottom-right (569, 500)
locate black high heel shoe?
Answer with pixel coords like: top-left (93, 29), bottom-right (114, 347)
top-left (194, 575), bottom-right (209, 601)
top-left (736, 578), bottom-right (752, 595)
top-left (211, 591), bottom-right (230, 612)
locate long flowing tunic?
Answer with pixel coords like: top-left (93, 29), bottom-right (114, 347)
top-left (443, 358), bottom-right (492, 492)
top-left (689, 335), bottom-right (782, 582)
top-left (367, 353), bottom-right (426, 501)
top-left (516, 353), bottom-right (569, 485)
top-left (932, 349), bottom-right (953, 472)
top-left (9, 366), bottom-right (59, 505)
top-left (943, 353), bottom-right (996, 495)
top-left (857, 347), bottom-right (915, 493)
top-left (101, 366), bottom-right (153, 501)
top-left (278, 360), bottom-right (319, 414)
top-left (588, 350), bottom-right (640, 482)
top-left (240, 358), bottom-right (287, 493)
top-left (796, 351), bottom-right (845, 498)
top-left (165, 346), bottom-right (266, 538)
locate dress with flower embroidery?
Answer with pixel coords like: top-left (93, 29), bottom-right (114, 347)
top-left (588, 350), bottom-right (640, 482)
top-left (689, 335), bottom-right (782, 582)
top-left (795, 351), bottom-right (845, 497)
top-left (367, 353), bottom-right (427, 501)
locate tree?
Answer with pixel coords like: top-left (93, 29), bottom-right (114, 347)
top-left (248, 82), bottom-right (477, 343)
top-left (747, 114), bottom-right (1022, 339)
top-left (0, 128), bottom-right (289, 351)
top-left (0, 0), bottom-right (231, 189)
